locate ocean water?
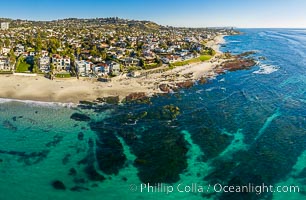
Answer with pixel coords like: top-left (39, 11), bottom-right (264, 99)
top-left (0, 29), bottom-right (305, 200)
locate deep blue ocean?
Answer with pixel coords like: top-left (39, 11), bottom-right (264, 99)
top-left (0, 29), bottom-right (305, 200)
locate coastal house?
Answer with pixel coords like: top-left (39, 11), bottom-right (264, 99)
top-left (38, 56), bottom-right (50, 72)
top-left (121, 57), bottom-right (139, 66)
top-left (1, 47), bottom-right (10, 56)
top-left (14, 44), bottom-right (25, 56)
top-left (1, 22), bottom-right (9, 30)
top-left (75, 60), bottom-right (91, 76)
top-left (109, 61), bottom-right (120, 76)
top-left (0, 57), bottom-right (11, 71)
top-left (92, 62), bottom-right (109, 76)
top-left (52, 54), bottom-right (71, 71)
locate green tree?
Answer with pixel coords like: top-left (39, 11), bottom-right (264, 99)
top-left (8, 48), bottom-right (16, 68)
top-left (49, 38), bottom-right (61, 54)
top-left (139, 58), bottom-right (144, 67)
top-left (100, 51), bottom-right (107, 60)
top-left (35, 33), bottom-right (42, 52)
top-left (4, 38), bottom-right (10, 47)
top-left (90, 45), bottom-right (98, 57)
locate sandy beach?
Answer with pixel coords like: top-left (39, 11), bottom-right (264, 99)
top-left (0, 35), bottom-right (226, 103)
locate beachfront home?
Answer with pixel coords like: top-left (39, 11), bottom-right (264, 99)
top-left (52, 54), bottom-right (71, 71)
top-left (109, 61), bottom-right (120, 76)
top-left (75, 60), bottom-right (91, 76)
top-left (1, 47), bottom-right (10, 56)
top-left (0, 57), bottom-right (11, 71)
top-left (121, 57), bottom-right (139, 66)
top-left (92, 63), bottom-right (108, 76)
top-left (38, 56), bottom-right (50, 72)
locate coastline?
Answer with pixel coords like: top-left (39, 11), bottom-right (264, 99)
top-left (0, 35), bottom-right (227, 104)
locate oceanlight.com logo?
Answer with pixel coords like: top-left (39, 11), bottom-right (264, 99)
top-left (129, 183), bottom-right (300, 195)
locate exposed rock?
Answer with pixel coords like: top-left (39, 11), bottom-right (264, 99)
top-left (199, 77), bottom-right (207, 84)
top-left (52, 180), bottom-right (66, 190)
top-left (70, 113), bottom-right (91, 122)
top-left (159, 84), bottom-right (171, 93)
top-left (96, 96), bottom-right (120, 104)
top-left (222, 59), bottom-right (256, 72)
top-left (124, 92), bottom-right (150, 104)
top-left (215, 68), bottom-right (226, 74)
top-left (176, 80), bottom-right (194, 89)
top-left (238, 51), bottom-right (257, 57)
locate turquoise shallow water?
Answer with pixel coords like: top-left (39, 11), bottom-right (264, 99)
top-left (0, 29), bottom-right (305, 200)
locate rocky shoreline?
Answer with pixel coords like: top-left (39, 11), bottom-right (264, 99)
top-left (79, 52), bottom-right (257, 106)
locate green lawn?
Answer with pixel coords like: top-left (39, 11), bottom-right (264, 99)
top-left (171, 55), bottom-right (212, 67)
top-left (55, 73), bottom-right (71, 78)
top-left (16, 61), bottom-right (31, 72)
top-left (144, 62), bottom-right (160, 70)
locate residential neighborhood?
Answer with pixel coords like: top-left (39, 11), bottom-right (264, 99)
top-left (0, 18), bottom-right (238, 78)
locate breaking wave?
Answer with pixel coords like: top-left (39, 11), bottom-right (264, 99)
top-left (0, 98), bottom-right (76, 108)
top-left (253, 63), bottom-right (279, 74)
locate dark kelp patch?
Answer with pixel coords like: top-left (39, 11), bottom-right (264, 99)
top-left (89, 126), bottom-right (127, 175)
top-left (70, 113), bottom-right (91, 122)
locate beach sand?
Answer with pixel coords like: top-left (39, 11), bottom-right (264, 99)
top-left (0, 36), bottom-right (226, 103)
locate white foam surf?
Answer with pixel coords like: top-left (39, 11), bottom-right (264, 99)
top-left (0, 98), bottom-right (76, 108)
top-left (253, 63), bottom-right (279, 74)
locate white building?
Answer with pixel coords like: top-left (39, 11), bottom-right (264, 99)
top-left (75, 60), bottom-right (91, 76)
top-left (92, 62), bottom-right (113, 76)
top-left (1, 22), bottom-right (9, 30)
top-left (0, 57), bottom-right (11, 71)
top-left (52, 54), bottom-right (71, 71)
top-left (14, 44), bottom-right (25, 56)
top-left (39, 57), bottom-right (50, 72)
top-left (1, 47), bottom-right (10, 55)
top-left (109, 61), bottom-right (120, 76)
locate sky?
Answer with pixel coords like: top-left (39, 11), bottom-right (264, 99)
top-left (1, 0), bottom-right (306, 28)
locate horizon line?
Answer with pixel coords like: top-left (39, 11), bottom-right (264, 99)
top-left (1, 16), bottom-right (306, 29)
